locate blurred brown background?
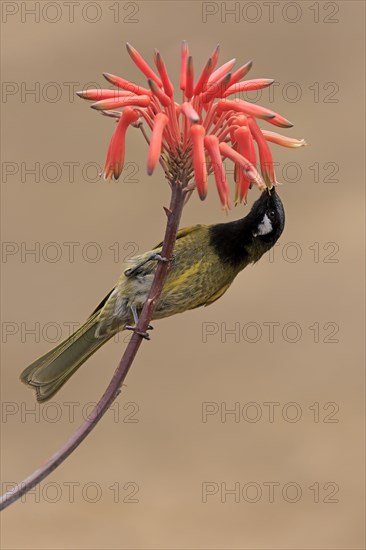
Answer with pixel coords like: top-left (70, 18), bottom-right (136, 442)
top-left (1, 1), bottom-right (365, 549)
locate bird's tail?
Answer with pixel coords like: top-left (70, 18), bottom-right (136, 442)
top-left (20, 312), bottom-right (113, 402)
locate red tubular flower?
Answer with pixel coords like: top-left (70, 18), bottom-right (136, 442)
top-left (205, 135), bottom-right (230, 210)
top-left (185, 56), bottom-right (194, 99)
top-left (102, 73), bottom-right (151, 96)
top-left (148, 80), bottom-right (171, 107)
top-left (190, 125), bottom-right (208, 200)
top-left (76, 89), bottom-right (135, 101)
top-left (201, 73), bottom-right (232, 103)
top-left (103, 107), bottom-right (140, 180)
top-left (235, 169), bottom-right (251, 205)
top-left (193, 57), bottom-right (214, 96)
top-left (232, 123), bottom-right (256, 202)
top-left (147, 113), bottom-right (169, 175)
top-left (79, 42), bottom-right (304, 206)
top-left (224, 79), bottom-right (275, 97)
top-left (234, 126), bottom-right (257, 167)
top-left (219, 142), bottom-right (266, 191)
top-left (210, 44), bottom-right (220, 70)
top-left (208, 58), bottom-right (236, 85)
top-left (248, 117), bottom-right (276, 188)
top-left (181, 102), bottom-right (200, 123)
top-left (154, 51), bottom-right (174, 97)
top-left (217, 99), bottom-right (276, 121)
top-left (126, 43), bottom-right (162, 86)
top-left (233, 125), bottom-right (258, 203)
top-left (180, 41), bottom-right (189, 91)
top-left (266, 113), bottom-right (293, 128)
top-left (262, 130), bottom-right (306, 147)
top-left (91, 95), bottom-right (151, 111)
top-left (228, 60), bottom-right (253, 87)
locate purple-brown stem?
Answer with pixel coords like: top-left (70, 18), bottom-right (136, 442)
top-left (0, 181), bottom-right (186, 511)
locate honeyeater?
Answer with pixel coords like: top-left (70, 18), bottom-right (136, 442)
top-left (20, 188), bottom-right (285, 402)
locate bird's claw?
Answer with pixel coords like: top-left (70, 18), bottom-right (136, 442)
top-left (125, 322), bottom-right (154, 340)
top-left (124, 253), bottom-right (175, 278)
top-left (154, 254), bottom-right (170, 263)
top-left (125, 326), bottom-right (151, 340)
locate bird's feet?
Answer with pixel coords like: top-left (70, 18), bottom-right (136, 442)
top-left (125, 304), bottom-right (154, 340)
top-left (124, 253), bottom-right (174, 278)
top-left (125, 324), bottom-right (154, 340)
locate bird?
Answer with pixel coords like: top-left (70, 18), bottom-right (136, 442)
top-left (20, 187), bottom-right (285, 402)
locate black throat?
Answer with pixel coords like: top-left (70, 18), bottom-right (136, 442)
top-left (209, 216), bottom-right (256, 268)
top-left (208, 189), bottom-right (285, 269)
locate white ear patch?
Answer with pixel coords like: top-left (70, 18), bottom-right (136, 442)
top-left (253, 214), bottom-right (273, 237)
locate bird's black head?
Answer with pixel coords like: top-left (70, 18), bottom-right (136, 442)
top-left (246, 187), bottom-right (285, 248)
top-left (209, 187), bottom-right (285, 268)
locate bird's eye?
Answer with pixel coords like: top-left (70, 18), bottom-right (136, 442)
top-left (267, 209), bottom-right (276, 221)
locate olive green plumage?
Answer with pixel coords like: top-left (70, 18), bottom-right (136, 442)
top-left (20, 189), bottom-right (285, 402)
top-left (98, 224), bottom-right (242, 332)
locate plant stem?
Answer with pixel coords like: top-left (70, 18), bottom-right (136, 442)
top-left (0, 182), bottom-right (186, 511)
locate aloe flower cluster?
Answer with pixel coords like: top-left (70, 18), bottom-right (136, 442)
top-left (77, 42), bottom-right (306, 209)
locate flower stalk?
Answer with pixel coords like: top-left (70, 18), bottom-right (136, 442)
top-left (0, 165), bottom-right (187, 512)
